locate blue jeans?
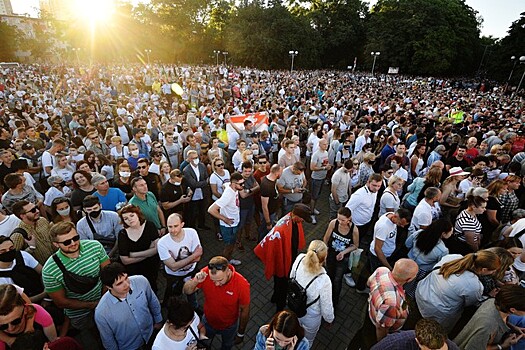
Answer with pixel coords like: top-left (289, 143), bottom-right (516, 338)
top-left (258, 212), bottom-right (277, 242)
top-left (203, 315), bottom-right (238, 350)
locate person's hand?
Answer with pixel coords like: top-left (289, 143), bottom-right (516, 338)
top-left (488, 287), bottom-right (500, 298)
top-left (223, 217), bottom-right (234, 226)
top-left (325, 164), bottom-right (332, 171)
top-left (265, 336), bottom-right (275, 350)
top-left (502, 333), bottom-right (523, 348)
top-left (234, 335), bottom-right (244, 345)
top-left (154, 322), bottom-right (163, 330)
top-left (194, 271), bottom-right (208, 283)
top-left (24, 235), bottom-right (36, 248)
top-left (290, 335), bottom-right (298, 349)
top-left (192, 246), bottom-right (203, 260)
top-left (336, 252), bottom-right (345, 261)
top-left (159, 227), bottom-right (167, 236)
top-left (266, 222), bottom-right (273, 230)
top-left (181, 195), bottom-right (191, 203)
top-left (185, 342), bottom-right (198, 350)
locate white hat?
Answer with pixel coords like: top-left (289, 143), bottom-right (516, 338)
top-left (448, 167), bottom-right (470, 178)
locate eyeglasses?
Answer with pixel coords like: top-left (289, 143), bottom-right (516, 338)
top-left (386, 171), bottom-right (394, 175)
top-left (215, 163), bottom-right (224, 167)
top-left (208, 263), bottom-right (227, 271)
top-left (138, 165), bottom-right (147, 169)
top-left (353, 162), bottom-right (359, 166)
top-left (90, 136), bottom-right (98, 140)
top-left (23, 207), bottom-right (38, 215)
top-left (0, 308), bottom-right (24, 331)
top-left (57, 235), bottom-right (80, 246)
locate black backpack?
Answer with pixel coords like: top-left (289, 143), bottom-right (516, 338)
top-left (287, 256), bottom-right (325, 318)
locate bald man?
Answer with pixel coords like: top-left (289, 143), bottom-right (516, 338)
top-left (348, 259), bottom-right (418, 350)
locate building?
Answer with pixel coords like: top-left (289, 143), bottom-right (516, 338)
top-left (0, 0), bottom-right (13, 15)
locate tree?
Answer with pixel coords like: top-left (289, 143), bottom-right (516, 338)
top-left (0, 21), bottom-right (20, 61)
top-left (365, 0), bottom-right (481, 75)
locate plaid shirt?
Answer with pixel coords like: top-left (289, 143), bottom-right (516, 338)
top-left (367, 267), bottom-right (408, 332)
top-left (499, 191), bottom-right (519, 224)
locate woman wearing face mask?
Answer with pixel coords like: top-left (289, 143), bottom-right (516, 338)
top-left (390, 155), bottom-right (408, 182)
top-left (112, 162), bottom-right (133, 199)
top-left (70, 170), bottom-right (96, 212)
top-left (43, 176), bottom-right (71, 214)
top-left (50, 154), bottom-right (74, 187)
top-left (357, 152), bottom-right (376, 188)
top-left (254, 310), bottom-right (309, 350)
top-left (335, 140), bottom-right (353, 169)
top-left (50, 197), bottom-right (78, 224)
top-left (238, 149), bottom-right (254, 172)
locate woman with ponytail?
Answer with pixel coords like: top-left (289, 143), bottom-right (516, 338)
top-left (289, 240), bottom-right (334, 347)
top-left (415, 250), bottom-right (500, 334)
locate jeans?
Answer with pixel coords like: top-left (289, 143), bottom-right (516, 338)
top-left (203, 315), bottom-right (238, 350)
top-left (326, 252), bottom-right (349, 307)
top-left (258, 212), bottom-right (277, 241)
top-left (328, 196), bottom-right (344, 220)
top-left (283, 197), bottom-right (301, 214)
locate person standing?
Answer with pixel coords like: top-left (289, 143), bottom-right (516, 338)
top-left (208, 173), bottom-right (244, 266)
top-left (129, 177), bottom-right (166, 234)
top-left (329, 159), bottom-right (352, 219)
top-left (254, 204), bottom-right (312, 312)
top-left (259, 164), bottom-right (282, 241)
top-left (277, 162), bottom-right (307, 214)
top-left (346, 173), bottom-right (382, 240)
top-left (95, 262), bottom-right (163, 350)
top-left (310, 138), bottom-right (331, 224)
top-left (183, 150), bottom-right (210, 230)
top-left (183, 256), bottom-right (250, 350)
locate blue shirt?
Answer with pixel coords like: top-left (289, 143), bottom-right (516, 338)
top-left (127, 154), bottom-right (147, 171)
top-left (94, 188), bottom-right (127, 212)
top-left (76, 211), bottom-right (123, 253)
top-left (95, 275), bottom-right (163, 350)
top-left (254, 328), bottom-right (310, 350)
top-left (371, 330), bottom-right (459, 350)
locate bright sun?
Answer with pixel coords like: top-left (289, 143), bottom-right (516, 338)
top-left (71, 0), bottom-right (115, 23)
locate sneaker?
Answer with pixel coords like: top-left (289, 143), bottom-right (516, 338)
top-left (313, 209), bottom-right (320, 215)
top-left (216, 232), bottom-right (223, 241)
top-left (229, 259), bottom-right (241, 266)
top-left (344, 274), bottom-right (356, 287)
top-left (311, 215), bottom-right (317, 225)
top-left (356, 287), bottom-right (370, 294)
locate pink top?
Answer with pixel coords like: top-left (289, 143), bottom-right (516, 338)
top-left (0, 304), bottom-right (54, 350)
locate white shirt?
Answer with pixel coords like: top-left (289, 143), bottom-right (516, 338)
top-left (214, 185), bottom-right (240, 227)
top-left (354, 135), bottom-right (370, 155)
top-left (370, 213), bottom-right (397, 257)
top-left (346, 185), bottom-right (377, 226)
top-left (0, 215), bottom-right (21, 237)
top-left (157, 228), bottom-right (201, 276)
top-left (41, 151), bottom-right (54, 176)
top-left (152, 313), bottom-right (200, 350)
top-left (409, 200), bottom-right (433, 235)
top-left (189, 164), bottom-right (203, 201)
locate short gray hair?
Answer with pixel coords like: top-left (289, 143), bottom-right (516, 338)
top-left (91, 173), bottom-right (107, 186)
top-left (47, 175), bottom-right (63, 186)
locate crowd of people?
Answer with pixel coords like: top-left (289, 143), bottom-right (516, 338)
top-left (0, 62), bottom-right (524, 350)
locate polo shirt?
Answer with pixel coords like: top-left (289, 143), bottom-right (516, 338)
top-left (370, 213), bottom-right (397, 258)
top-left (95, 188), bottom-right (127, 212)
top-left (42, 240), bottom-right (109, 318)
top-left (408, 200), bottom-right (433, 236)
top-left (129, 192), bottom-right (161, 229)
top-left (346, 186), bottom-right (377, 226)
top-left (197, 265), bottom-right (250, 330)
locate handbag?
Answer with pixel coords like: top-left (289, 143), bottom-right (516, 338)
top-left (188, 325), bottom-right (211, 350)
top-left (52, 255), bottom-right (99, 294)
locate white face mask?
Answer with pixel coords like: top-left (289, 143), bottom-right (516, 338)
top-left (131, 149), bottom-right (139, 156)
top-left (57, 207), bottom-right (71, 216)
top-left (247, 155), bottom-right (253, 161)
top-left (252, 149), bottom-right (259, 156)
top-left (174, 182), bottom-right (181, 186)
top-left (193, 158), bottom-right (200, 165)
top-left (119, 171), bottom-right (131, 178)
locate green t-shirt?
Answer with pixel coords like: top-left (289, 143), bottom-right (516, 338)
top-left (129, 192), bottom-right (161, 229)
top-left (42, 240), bottom-right (108, 318)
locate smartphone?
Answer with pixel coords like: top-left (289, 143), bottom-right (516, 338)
top-left (187, 187), bottom-right (192, 196)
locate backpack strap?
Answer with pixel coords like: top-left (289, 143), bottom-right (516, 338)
top-left (291, 256), bottom-right (305, 279)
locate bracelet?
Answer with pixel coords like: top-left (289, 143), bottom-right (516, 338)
top-left (237, 333), bottom-right (245, 337)
top-left (497, 345), bottom-right (502, 350)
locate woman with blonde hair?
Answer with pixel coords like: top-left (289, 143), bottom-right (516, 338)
top-left (237, 149), bottom-right (254, 172)
top-left (379, 175), bottom-right (404, 216)
top-left (403, 166), bottom-right (442, 210)
top-left (416, 250), bottom-right (501, 334)
top-left (479, 179), bottom-right (507, 246)
top-left (289, 240), bottom-right (334, 346)
top-left (357, 152), bottom-right (376, 187)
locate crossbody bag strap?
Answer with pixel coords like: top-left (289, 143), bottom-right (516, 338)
top-left (85, 215), bottom-right (97, 239)
top-left (52, 254), bottom-right (68, 274)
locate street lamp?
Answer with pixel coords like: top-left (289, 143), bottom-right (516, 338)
top-left (222, 51), bottom-right (228, 66)
top-left (508, 56), bottom-right (519, 83)
top-left (371, 51), bottom-right (380, 75)
top-left (144, 49), bottom-right (152, 65)
top-left (72, 48), bottom-right (81, 64)
top-left (516, 56), bottom-right (525, 93)
top-left (213, 50), bottom-right (220, 66)
top-left (289, 50), bottom-right (298, 72)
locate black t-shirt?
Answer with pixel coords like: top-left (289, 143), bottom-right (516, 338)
top-left (118, 220), bottom-right (160, 277)
top-left (239, 175), bottom-right (256, 209)
top-left (260, 176), bottom-right (279, 215)
top-left (142, 172), bottom-right (162, 200)
top-left (445, 156), bottom-right (468, 170)
top-left (160, 180), bottom-right (188, 216)
top-left (70, 187), bottom-right (97, 209)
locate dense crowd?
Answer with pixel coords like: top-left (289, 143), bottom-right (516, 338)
top-left (0, 62), bottom-right (524, 350)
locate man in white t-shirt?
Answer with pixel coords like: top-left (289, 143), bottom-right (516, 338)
top-left (42, 139), bottom-right (65, 177)
top-left (157, 213), bottom-right (203, 306)
top-left (208, 173), bottom-right (244, 266)
top-left (0, 209), bottom-right (21, 237)
top-left (408, 187), bottom-right (441, 236)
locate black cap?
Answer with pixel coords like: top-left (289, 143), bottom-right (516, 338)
top-left (21, 143), bottom-right (34, 150)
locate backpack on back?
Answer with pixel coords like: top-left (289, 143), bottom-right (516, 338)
top-left (287, 256), bottom-right (324, 318)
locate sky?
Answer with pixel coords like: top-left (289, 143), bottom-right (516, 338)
top-left (10, 0), bottom-right (525, 39)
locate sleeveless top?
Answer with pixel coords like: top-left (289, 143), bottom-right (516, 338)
top-left (328, 220), bottom-right (354, 253)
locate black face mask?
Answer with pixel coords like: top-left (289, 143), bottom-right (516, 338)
top-left (88, 209), bottom-right (102, 218)
top-left (0, 249), bottom-right (16, 263)
top-left (58, 181), bottom-right (66, 187)
top-left (344, 145), bottom-right (351, 150)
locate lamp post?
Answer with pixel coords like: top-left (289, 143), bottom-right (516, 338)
top-left (144, 49), bottom-right (152, 65)
top-left (508, 56), bottom-right (518, 83)
top-left (213, 50), bottom-right (220, 66)
top-left (289, 50), bottom-right (298, 72)
top-left (516, 56), bottom-right (525, 93)
top-left (222, 51), bottom-right (228, 66)
top-left (371, 51), bottom-right (380, 75)
top-left (72, 48), bottom-right (81, 64)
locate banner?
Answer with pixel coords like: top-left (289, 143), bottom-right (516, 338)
top-left (388, 67), bottom-right (399, 74)
top-left (226, 112), bottom-right (269, 134)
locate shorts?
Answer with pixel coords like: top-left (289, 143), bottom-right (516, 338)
top-left (220, 225), bottom-right (239, 245)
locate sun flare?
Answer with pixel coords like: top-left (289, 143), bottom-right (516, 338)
top-left (71, 0), bottom-right (115, 24)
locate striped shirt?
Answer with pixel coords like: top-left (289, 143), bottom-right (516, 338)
top-left (11, 218), bottom-right (56, 265)
top-left (42, 240), bottom-right (109, 319)
top-left (454, 210), bottom-right (482, 242)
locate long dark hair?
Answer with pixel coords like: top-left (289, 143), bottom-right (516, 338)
top-left (263, 310), bottom-right (305, 348)
top-left (415, 219), bottom-right (452, 255)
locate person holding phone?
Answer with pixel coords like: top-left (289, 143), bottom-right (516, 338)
top-left (254, 310), bottom-right (309, 350)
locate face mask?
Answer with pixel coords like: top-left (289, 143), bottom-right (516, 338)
top-left (57, 207), bottom-right (71, 216)
top-left (344, 145), bottom-right (351, 150)
top-left (174, 182), bottom-right (181, 186)
top-left (58, 181), bottom-right (66, 187)
top-left (247, 155), bottom-right (253, 160)
top-left (119, 171), bottom-right (131, 178)
top-left (0, 249), bottom-right (16, 263)
top-left (70, 150), bottom-right (78, 156)
top-left (193, 158), bottom-right (200, 165)
top-left (9, 115), bottom-right (15, 120)
top-left (252, 149), bottom-right (259, 156)
top-left (391, 163), bottom-right (399, 170)
top-left (131, 150), bottom-right (139, 156)
top-left (88, 209), bottom-right (102, 218)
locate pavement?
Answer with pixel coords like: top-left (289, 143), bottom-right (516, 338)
top-left (161, 186), bottom-right (369, 350)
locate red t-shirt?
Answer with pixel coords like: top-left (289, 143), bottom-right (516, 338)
top-left (197, 266), bottom-right (250, 330)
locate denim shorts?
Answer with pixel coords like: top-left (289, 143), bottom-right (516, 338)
top-left (220, 225), bottom-right (240, 244)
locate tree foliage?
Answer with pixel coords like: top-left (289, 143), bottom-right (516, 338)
top-left (0, 21), bottom-right (20, 61)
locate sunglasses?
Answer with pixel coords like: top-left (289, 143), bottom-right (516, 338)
top-left (138, 165), bottom-right (147, 169)
top-left (0, 309), bottom-right (24, 331)
top-left (57, 235), bottom-right (80, 246)
top-left (235, 181), bottom-right (245, 186)
top-left (23, 207), bottom-right (38, 214)
top-left (215, 163), bottom-right (224, 167)
top-left (208, 263), bottom-right (227, 271)
top-left (259, 161), bottom-right (267, 165)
